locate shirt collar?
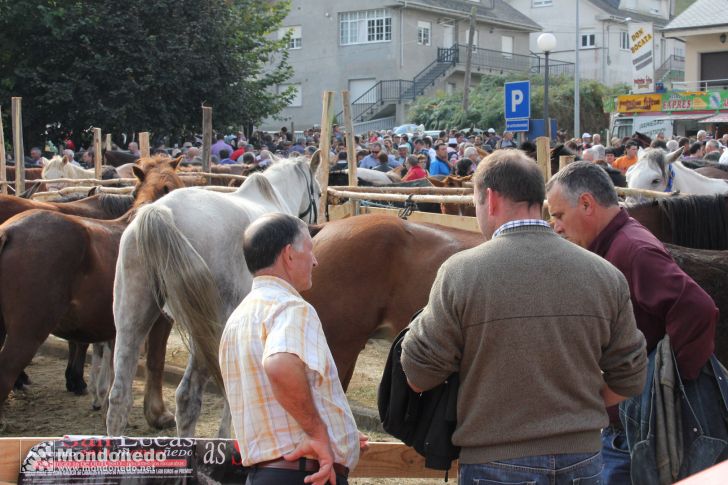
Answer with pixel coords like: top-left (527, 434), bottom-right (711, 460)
top-left (252, 275), bottom-right (301, 297)
top-left (492, 219), bottom-right (552, 239)
top-left (588, 208), bottom-right (629, 257)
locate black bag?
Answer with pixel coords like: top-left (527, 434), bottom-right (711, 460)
top-left (377, 310), bottom-right (460, 479)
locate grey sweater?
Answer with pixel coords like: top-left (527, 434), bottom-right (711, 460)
top-left (401, 225), bottom-right (647, 464)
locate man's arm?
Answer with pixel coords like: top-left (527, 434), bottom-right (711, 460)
top-left (264, 352), bottom-right (336, 485)
top-left (630, 247), bottom-right (717, 380)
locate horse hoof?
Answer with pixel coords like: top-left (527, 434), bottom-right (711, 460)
top-left (152, 412), bottom-right (176, 430)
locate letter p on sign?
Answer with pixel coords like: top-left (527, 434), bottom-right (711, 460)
top-left (504, 81), bottom-right (531, 120)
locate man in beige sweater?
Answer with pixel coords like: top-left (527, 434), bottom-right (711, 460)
top-left (401, 150), bottom-right (647, 485)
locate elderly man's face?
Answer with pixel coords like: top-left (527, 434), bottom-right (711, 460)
top-left (30, 149), bottom-right (41, 159)
top-left (546, 184), bottom-right (592, 248)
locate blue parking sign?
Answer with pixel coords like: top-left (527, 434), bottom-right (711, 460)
top-left (504, 81), bottom-right (530, 120)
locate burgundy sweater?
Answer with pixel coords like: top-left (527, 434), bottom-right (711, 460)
top-left (590, 209), bottom-right (717, 422)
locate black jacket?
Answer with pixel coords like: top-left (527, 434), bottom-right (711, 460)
top-left (378, 323), bottom-right (460, 476)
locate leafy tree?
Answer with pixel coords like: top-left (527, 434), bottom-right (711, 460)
top-left (408, 73), bottom-right (628, 139)
top-left (0, 0), bottom-right (293, 148)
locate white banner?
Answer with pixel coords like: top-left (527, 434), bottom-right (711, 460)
top-left (629, 22), bottom-right (655, 93)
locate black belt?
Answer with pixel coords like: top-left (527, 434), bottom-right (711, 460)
top-left (253, 457), bottom-right (349, 478)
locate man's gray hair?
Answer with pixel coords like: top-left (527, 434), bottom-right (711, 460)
top-left (666, 139), bottom-right (679, 151)
top-left (706, 139), bottom-right (720, 151)
top-left (546, 161), bottom-right (618, 207)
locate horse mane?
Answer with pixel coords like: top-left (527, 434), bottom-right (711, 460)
top-left (98, 193), bottom-right (135, 218)
top-left (681, 159), bottom-right (728, 173)
top-left (239, 172), bottom-right (282, 209)
top-left (657, 195), bottom-right (728, 250)
top-left (54, 193), bottom-right (89, 203)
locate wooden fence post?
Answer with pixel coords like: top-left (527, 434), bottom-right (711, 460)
top-left (202, 106), bottom-right (212, 173)
top-left (559, 155), bottom-right (575, 172)
top-left (535, 136), bottom-right (550, 182)
top-left (93, 128), bottom-right (102, 179)
top-left (0, 105), bottom-right (6, 195)
top-left (139, 132), bottom-right (150, 158)
top-left (317, 91), bottom-right (334, 221)
top-left (105, 133), bottom-right (112, 151)
top-left (11, 97), bottom-right (24, 195)
top-left (342, 90), bottom-right (358, 216)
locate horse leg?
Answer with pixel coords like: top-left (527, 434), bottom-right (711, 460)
top-left (106, 235), bottom-right (163, 436)
top-left (143, 315), bottom-right (175, 429)
top-left (175, 346), bottom-right (209, 437)
top-left (2, 321), bottom-right (32, 391)
top-left (65, 341), bottom-right (89, 395)
top-left (0, 330), bottom-right (47, 423)
top-left (90, 341), bottom-right (113, 411)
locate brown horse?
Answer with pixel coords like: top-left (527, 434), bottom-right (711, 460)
top-left (0, 192), bottom-right (134, 225)
top-left (302, 214), bottom-right (728, 390)
top-left (625, 195), bottom-right (728, 250)
top-left (3, 167), bottom-right (45, 194)
top-left (428, 175), bottom-right (475, 217)
top-left (0, 155), bottom-right (184, 425)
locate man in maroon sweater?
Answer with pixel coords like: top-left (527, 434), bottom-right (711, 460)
top-left (546, 162), bottom-right (717, 484)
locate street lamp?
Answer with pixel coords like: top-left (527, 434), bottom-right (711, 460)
top-left (537, 33), bottom-right (557, 142)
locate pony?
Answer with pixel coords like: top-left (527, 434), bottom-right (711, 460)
top-left (105, 155), bottom-right (321, 437)
top-left (0, 155), bottom-right (184, 424)
top-left (627, 148), bottom-right (728, 197)
top-left (42, 156), bottom-right (121, 190)
top-left (103, 150), bottom-right (140, 167)
top-left (680, 159), bottom-right (728, 181)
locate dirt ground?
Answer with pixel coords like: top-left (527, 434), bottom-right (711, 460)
top-left (1, 334), bottom-right (444, 484)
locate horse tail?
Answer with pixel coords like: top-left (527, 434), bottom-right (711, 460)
top-left (134, 204), bottom-right (224, 390)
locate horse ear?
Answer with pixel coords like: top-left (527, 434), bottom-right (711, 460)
top-left (170, 155), bottom-right (183, 171)
top-left (132, 165), bottom-right (145, 182)
top-left (666, 146), bottom-right (685, 164)
top-left (428, 176), bottom-right (446, 187)
top-left (309, 149), bottom-right (321, 175)
top-left (87, 186), bottom-right (99, 196)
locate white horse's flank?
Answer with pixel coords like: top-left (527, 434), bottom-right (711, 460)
top-left (106, 157), bottom-right (321, 437)
top-left (627, 147), bottom-right (728, 196)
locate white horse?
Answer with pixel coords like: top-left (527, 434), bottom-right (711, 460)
top-left (627, 147), bottom-right (728, 197)
top-left (106, 155), bottom-right (321, 437)
top-left (42, 156), bottom-right (119, 190)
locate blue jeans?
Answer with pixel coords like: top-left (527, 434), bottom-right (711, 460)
top-left (601, 426), bottom-right (631, 485)
top-left (459, 452), bottom-right (602, 484)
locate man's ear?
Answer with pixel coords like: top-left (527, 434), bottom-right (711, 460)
top-left (486, 188), bottom-right (498, 215)
top-left (578, 192), bottom-right (597, 215)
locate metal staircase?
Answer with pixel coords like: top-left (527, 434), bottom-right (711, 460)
top-left (339, 44), bottom-right (573, 124)
top-left (655, 55), bottom-right (685, 85)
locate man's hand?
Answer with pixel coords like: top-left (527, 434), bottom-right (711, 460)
top-left (283, 432), bottom-right (336, 485)
top-left (358, 431), bottom-right (369, 451)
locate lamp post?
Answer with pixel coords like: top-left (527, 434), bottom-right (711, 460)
top-left (537, 33), bottom-right (557, 142)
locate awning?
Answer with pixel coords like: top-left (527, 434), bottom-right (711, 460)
top-left (651, 113), bottom-right (715, 121)
top-left (699, 113), bottom-right (728, 123)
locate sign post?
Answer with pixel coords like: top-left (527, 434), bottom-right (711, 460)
top-left (504, 81), bottom-right (531, 133)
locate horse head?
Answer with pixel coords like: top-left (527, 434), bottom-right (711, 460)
top-left (626, 147), bottom-right (684, 202)
top-left (131, 155), bottom-right (184, 207)
top-left (41, 156), bottom-right (68, 190)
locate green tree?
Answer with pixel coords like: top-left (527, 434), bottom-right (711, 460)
top-left (408, 73), bottom-right (628, 139)
top-left (0, 0), bottom-right (293, 148)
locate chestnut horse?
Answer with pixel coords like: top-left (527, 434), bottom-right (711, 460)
top-left (0, 192), bottom-right (133, 225)
top-left (304, 214), bottom-right (728, 391)
top-left (0, 155), bottom-right (185, 425)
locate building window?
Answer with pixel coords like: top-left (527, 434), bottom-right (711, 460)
top-left (533, 0), bottom-right (552, 6)
top-left (674, 46), bottom-right (684, 57)
top-left (619, 31), bottom-right (629, 50)
top-left (279, 84), bottom-right (302, 107)
top-left (417, 21), bottom-right (431, 46)
top-left (501, 35), bottom-right (513, 58)
top-left (278, 26), bottom-right (302, 49)
top-left (340, 9), bottom-right (392, 45)
top-left (580, 33), bottom-right (596, 49)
